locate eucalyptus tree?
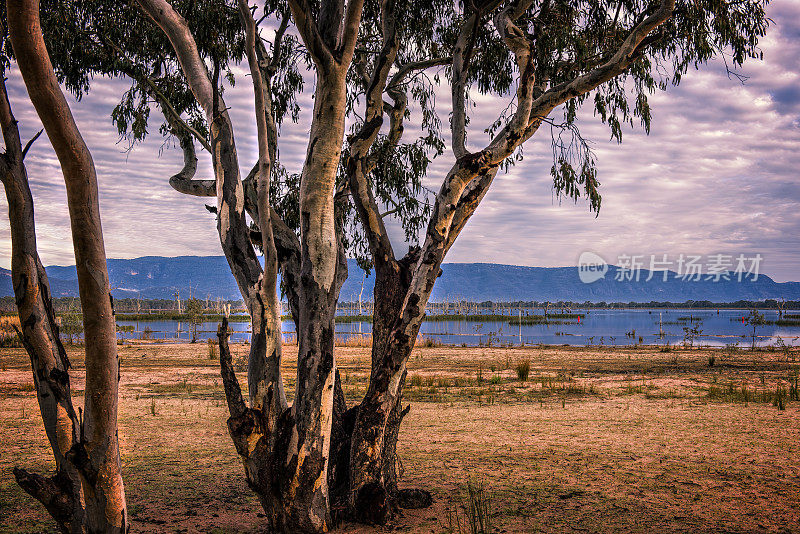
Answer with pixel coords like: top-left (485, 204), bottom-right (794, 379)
top-left (26, 0), bottom-right (769, 531)
top-left (3, 0), bottom-right (128, 531)
top-left (25, 1), bottom-right (353, 529)
top-left (129, 0), bottom-right (357, 529)
top-left (342, 0), bottom-right (769, 522)
top-left (0, 56), bottom-right (87, 534)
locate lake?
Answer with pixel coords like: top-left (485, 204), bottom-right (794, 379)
top-left (115, 308), bottom-right (800, 349)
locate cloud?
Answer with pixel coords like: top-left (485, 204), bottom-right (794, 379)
top-left (431, 0), bottom-right (800, 282)
top-left (1, 1), bottom-right (798, 285)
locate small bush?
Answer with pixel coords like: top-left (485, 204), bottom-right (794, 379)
top-left (515, 359), bottom-right (530, 381)
top-left (421, 337), bottom-right (438, 348)
top-left (232, 349), bottom-right (247, 372)
top-left (775, 337), bottom-right (793, 362)
top-left (708, 355), bottom-right (716, 367)
top-left (724, 342), bottom-right (739, 356)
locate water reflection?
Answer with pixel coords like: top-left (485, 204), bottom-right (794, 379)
top-left (115, 308), bottom-right (800, 348)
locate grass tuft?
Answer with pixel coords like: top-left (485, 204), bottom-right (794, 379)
top-left (516, 359), bottom-right (530, 381)
top-left (465, 478), bottom-right (492, 534)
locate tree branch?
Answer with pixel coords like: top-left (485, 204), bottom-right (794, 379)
top-left (217, 318), bottom-right (247, 418)
top-left (137, 72), bottom-right (213, 153)
top-left (13, 468), bottom-right (76, 529)
top-left (450, 9), bottom-right (481, 159)
top-left (0, 73), bottom-right (22, 161)
top-left (102, 35), bottom-right (214, 153)
top-left (387, 56), bottom-right (451, 89)
top-left (135, 0), bottom-right (216, 115)
top-left (528, 0), bottom-right (676, 125)
top-left (339, 0), bottom-right (366, 64)
top-left (345, 0), bottom-right (399, 265)
top-left (135, 3), bottom-right (274, 415)
top-left (270, 207), bottom-right (302, 327)
top-left (266, 9), bottom-right (291, 75)
top-left (398, 0), bottom-right (677, 341)
top-left (21, 129), bottom-right (43, 160)
top-left (167, 128), bottom-right (215, 196)
top-left (287, 0), bottom-right (336, 72)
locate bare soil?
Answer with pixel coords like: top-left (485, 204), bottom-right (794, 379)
top-left (1, 342), bottom-right (798, 533)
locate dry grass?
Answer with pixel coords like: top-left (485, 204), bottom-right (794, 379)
top-left (338, 334), bottom-right (373, 347)
top-left (0, 315), bottom-right (20, 328)
top-left (1, 343), bottom-right (799, 533)
top-left (0, 315), bottom-right (20, 347)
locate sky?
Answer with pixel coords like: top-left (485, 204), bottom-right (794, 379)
top-left (1, 1), bottom-right (799, 282)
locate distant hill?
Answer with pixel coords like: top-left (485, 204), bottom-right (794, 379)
top-left (0, 265), bottom-right (79, 298)
top-left (422, 263), bottom-right (800, 303)
top-left (1, 256), bottom-right (798, 303)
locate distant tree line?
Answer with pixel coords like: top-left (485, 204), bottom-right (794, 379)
top-left (473, 300), bottom-right (800, 310)
top-left (0, 296), bottom-right (245, 314)
top-left (3, 296), bottom-right (796, 316)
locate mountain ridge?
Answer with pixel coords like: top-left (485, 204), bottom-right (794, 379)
top-left (1, 256), bottom-right (798, 302)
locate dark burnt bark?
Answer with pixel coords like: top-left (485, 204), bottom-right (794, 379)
top-left (217, 319), bottom-right (293, 531)
top-left (327, 374), bottom-right (358, 522)
top-left (348, 250), bottom-right (422, 524)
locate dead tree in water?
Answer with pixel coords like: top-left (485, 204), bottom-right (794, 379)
top-left (4, 0), bottom-right (128, 530)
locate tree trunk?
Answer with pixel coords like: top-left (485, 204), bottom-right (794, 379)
top-left (283, 70), bottom-right (347, 531)
top-left (219, 226), bottom-right (348, 532)
top-left (136, 1), bottom-right (361, 530)
top-left (0, 73), bottom-right (85, 534)
top-left (349, 251), bottom-right (422, 523)
top-left (7, 1), bottom-right (128, 531)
